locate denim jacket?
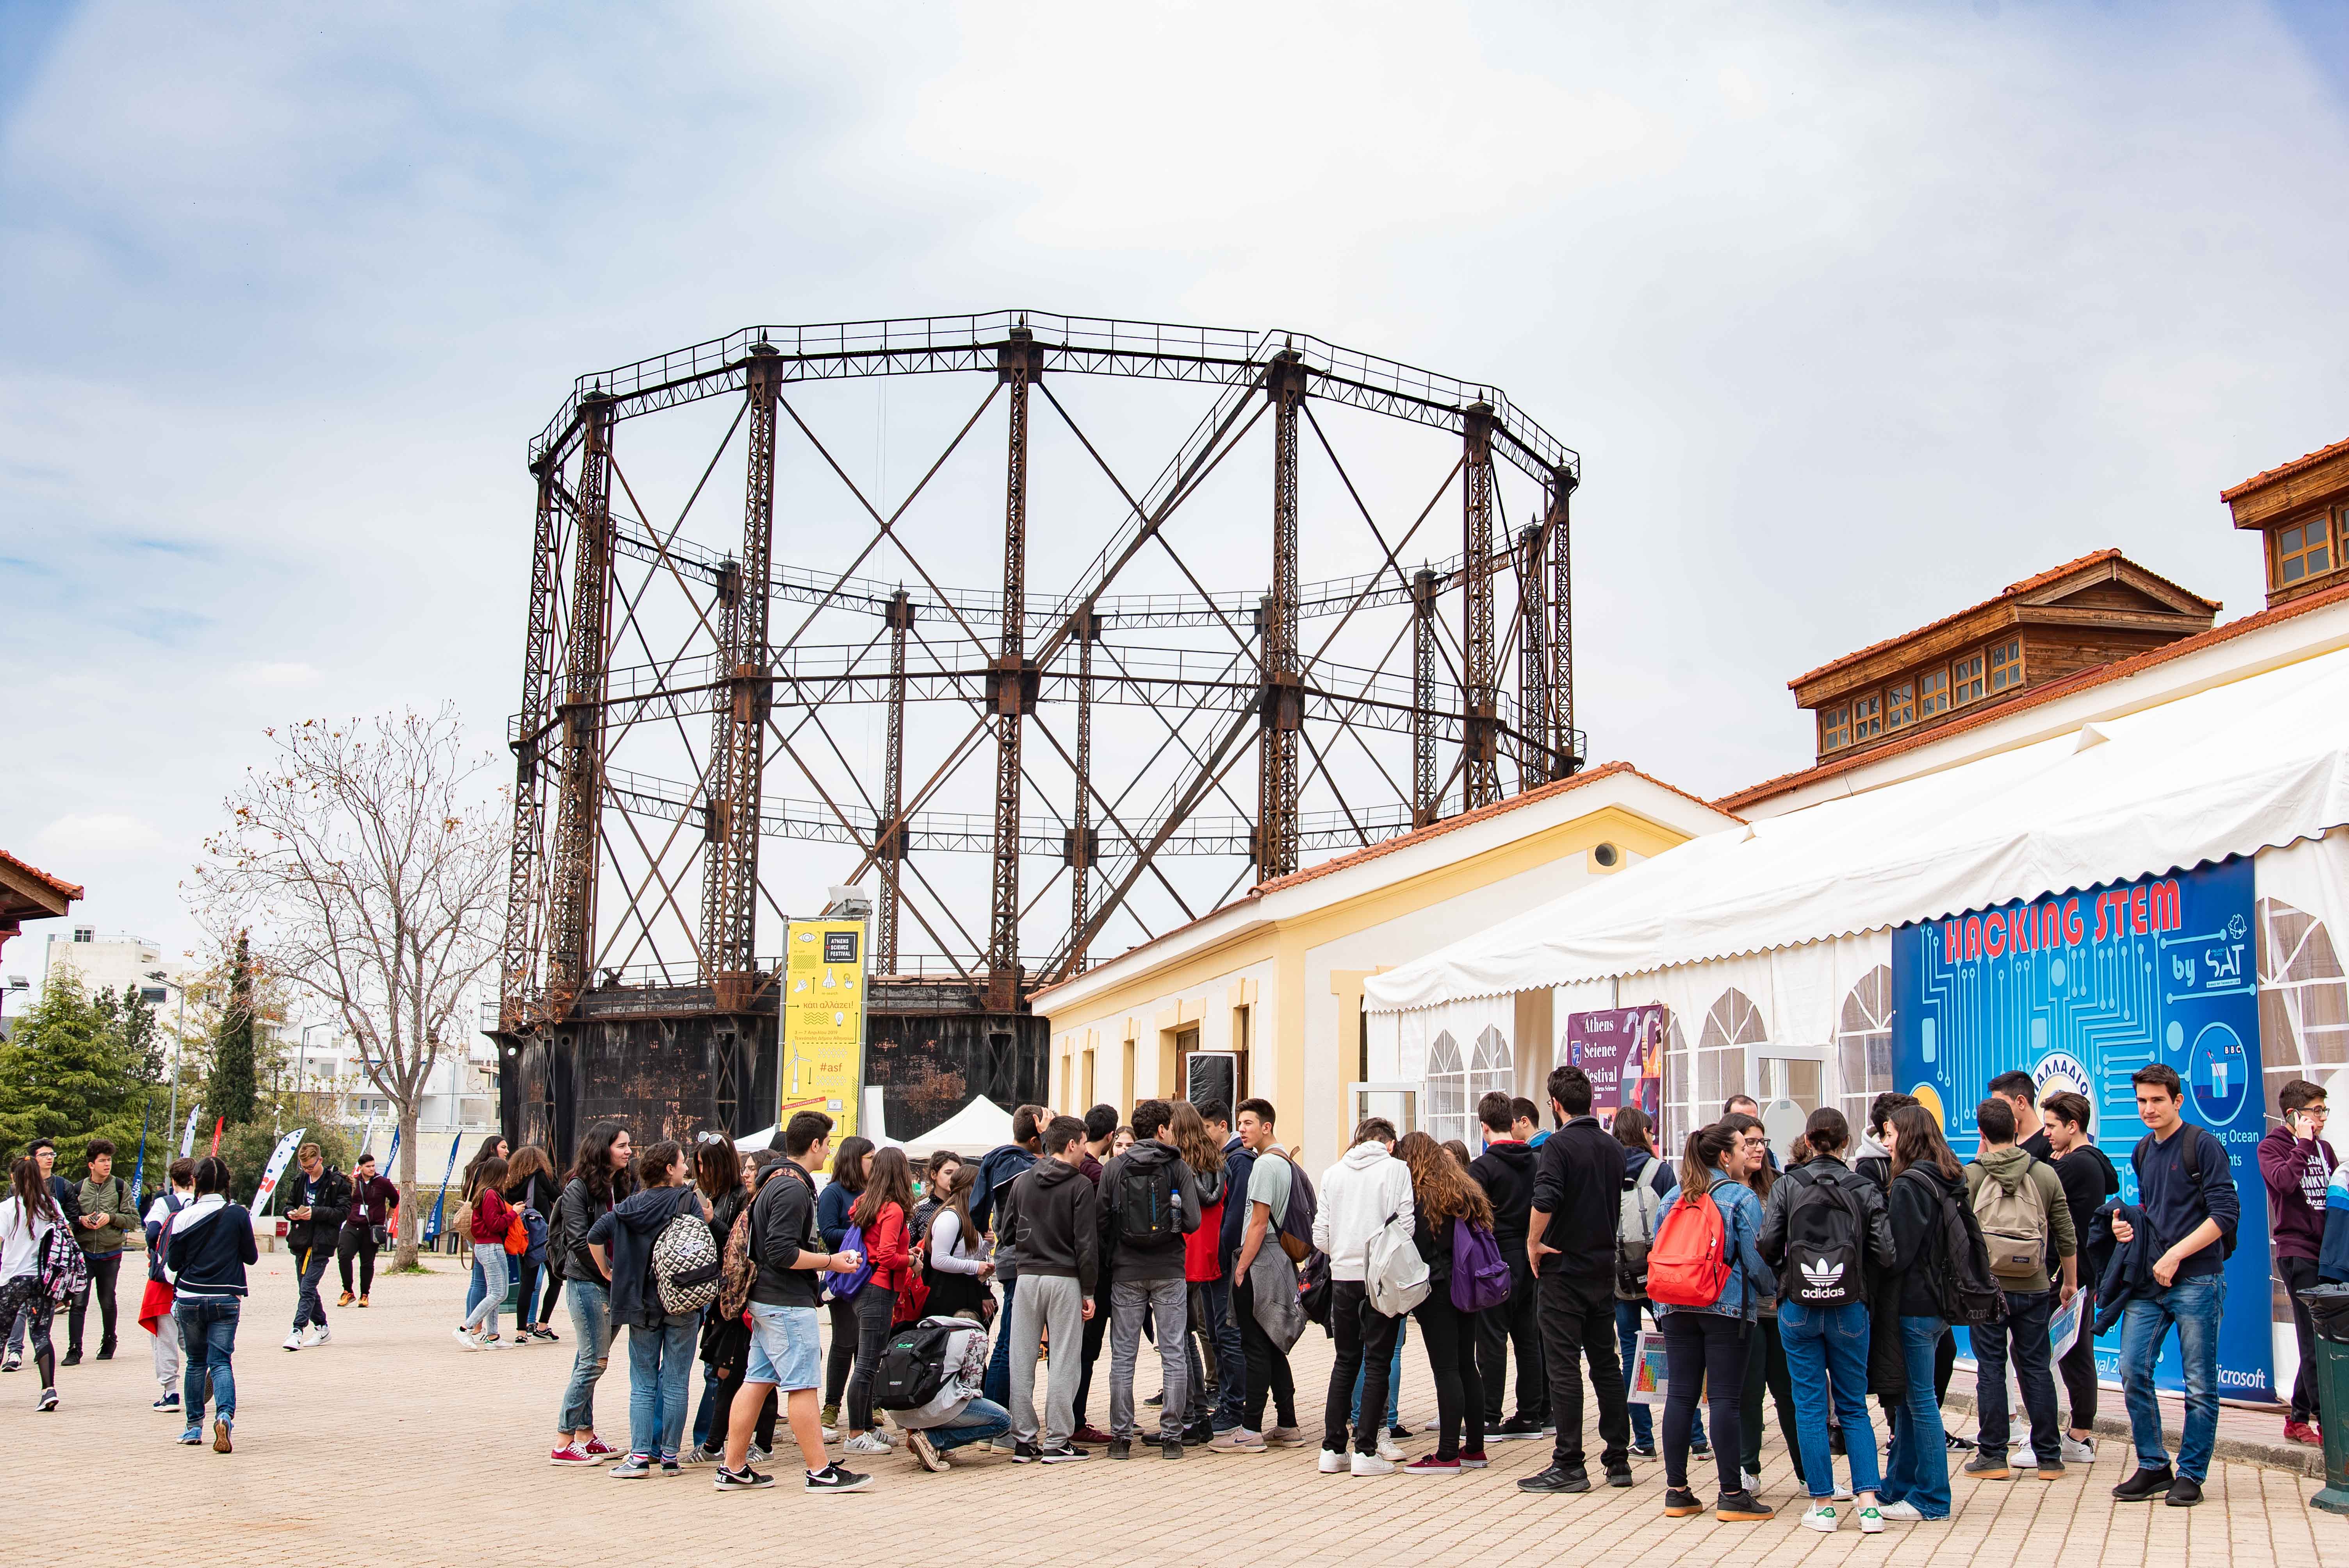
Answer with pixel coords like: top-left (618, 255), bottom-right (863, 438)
top-left (1654, 1169), bottom-right (1774, 1321)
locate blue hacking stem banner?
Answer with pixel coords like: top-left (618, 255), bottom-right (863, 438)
top-left (1891, 856), bottom-right (2271, 1400)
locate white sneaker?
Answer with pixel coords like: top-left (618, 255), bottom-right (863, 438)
top-left (1318, 1448), bottom-right (1349, 1474)
top-left (282, 1331), bottom-right (303, 1352)
top-left (451, 1327), bottom-right (481, 1352)
top-left (841, 1433), bottom-right (891, 1456)
top-left (1350, 1450), bottom-right (1395, 1476)
top-left (1376, 1437), bottom-right (1404, 1463)
top-left (1858, 1506), bottom-right (1886, 1534)
top-left (1877, 1500), bottom-right (1924, 1522)
top-left (1832, 1481), bottom-right (1854, 1500)
top-left (1801, 1502), bottom-right (1840, 1533)
top-left (819, 1426), bottom-right (840, 1444)
top-left (1744, 1467), bottom-right (1763, 1490)
top-left (304, 1325), bottom-right (330, 1347)
top-left (2061, 1434), bottom-right (2096, 1465)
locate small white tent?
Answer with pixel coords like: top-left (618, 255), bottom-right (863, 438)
top-left (900, 1096), bottom-right (1016, 1160)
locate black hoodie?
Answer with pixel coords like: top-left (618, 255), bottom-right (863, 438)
top-left (1468, 1140), bottom-right (1538, 1252)
top-left (1885, 1161), bottom-right (1962, 1319)
top-left (1000, 1157), bottom-right (1101, 1294)
top-left (1098, 1140), bottom-right (1201, 1284)
top-left (586, 1183), bottom-right (704, 1328)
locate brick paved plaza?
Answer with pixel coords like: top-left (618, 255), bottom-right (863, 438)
top-left (13, 1246), bottom-right (2349, 1568)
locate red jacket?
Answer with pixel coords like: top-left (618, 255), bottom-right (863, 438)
top-left (469, 1187), bottom-right (516, 1246)
top-left (860, 1203), bottom-right (911, 1292)
top-left (1184, 1198), bottom-right (1226, 1282)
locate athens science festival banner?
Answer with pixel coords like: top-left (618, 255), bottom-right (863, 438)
top-left (781, 918), bottom-right (869, 1145)
top-left (1564, 1005), bottom-right (1667, 1131)
top-left (1891, 856), bottom-right (2272, 1400)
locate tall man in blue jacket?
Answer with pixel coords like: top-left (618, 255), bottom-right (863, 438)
top-left (973, 1104), bottom-right (1047, 1406)
top-left (2107, 1064), bottom-right (2240, 1509)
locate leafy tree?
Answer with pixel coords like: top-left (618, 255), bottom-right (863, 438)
top-left (206, 932), bottom-right (260, 1127)
top-left (91, 984), bottom-right (167, 1085)
top-left (0, 969), bottom-right (144, 1170)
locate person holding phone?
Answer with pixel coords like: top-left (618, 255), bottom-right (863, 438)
top-left (2260, 1079), bottom-right (2337, 1447)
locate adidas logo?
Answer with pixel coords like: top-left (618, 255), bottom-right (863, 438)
top-left (1800, 1258), bottom-right (1845, 1290)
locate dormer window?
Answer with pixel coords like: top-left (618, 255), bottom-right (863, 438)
top-left (1884, 681), bottom-right (1914, 732)
top-left (1951, 653), bottom-right (1985, 706)
top-left (1988, 637), bottom-right (2024, 693)
top-left (2278, 514), bottom-right (2334, 586)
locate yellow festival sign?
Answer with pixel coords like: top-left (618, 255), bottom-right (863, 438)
top-left (781, 918), bottom-right (868, 1143)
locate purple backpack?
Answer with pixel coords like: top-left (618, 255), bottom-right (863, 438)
top-left (1449, 1217), bottom-right (1511, 1313)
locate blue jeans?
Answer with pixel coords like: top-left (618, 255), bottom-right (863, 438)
top-left (2121, 1271), bottom-right (2224, 1482)
top-left (983, 1275), bottom-right (1016, 1405)
top-left (1780, 1299), bottom-right (1882, 1497)
top-left (557, 1279), bottom-right (611, 1435)
top-left (462, 1244), bottom-right (508, 1335)
top-left (627, 1313), bottom-right (701, 1461)
top-left (175, 1297), bottom-right (240, 1423)
top-left (1618, 1301), bottom-right (1704, 1448)
top-left (1879, 1314), bottom-right (1950, 1518)
top-left (1182, 1279), bottom-right (1248, 1431)
top-left (925, 1395), bottom-right (1013, 1453)
top-left (1350, 1315), bottom-right (1406, 1429)
top-left (1973, 1287), bottom-right (2059, 1465)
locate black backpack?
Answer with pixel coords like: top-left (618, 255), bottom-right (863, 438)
top-left (1930, 1180), bottom-right (2009, 1329)
top-left (873, 1319), bottom-right (960, 1411)
top-left (2132, 1123), bottom-right (2238, 1261)
top-left (1119, 1156), bottom-right (1184, 1243)
top-left (1778, 1166), bottom-right (1865, 1310)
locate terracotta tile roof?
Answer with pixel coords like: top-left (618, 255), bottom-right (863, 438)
top-left (1716, 570), bottom-right (2349, 813)
top-left (1785, 548), bottom-right (2219, 691)
top-left (0, 850), bottom-right (84, 903)
top-left (1030, 761), bottom-right (1732, 1004)
top-left (2222, 433), bottom-right (2349, 502)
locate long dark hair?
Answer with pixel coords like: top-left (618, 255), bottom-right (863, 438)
top-left (504, 1145), bottom-right (555, 1204)
top-left (1721, 1111), bottom-right (1773, 1199)
top-left (831, 1136), bottom-right (875, 1194)
top-left (5, 1155), bottom-right (57, 1237)
top-left (931, 1162), bottom-right (979, 1254)
top-left (1397, 1131), bottom-right (1493, 1229)
top-left (466, 1155), bottom-right (510, 1200)
top-left (1677, 1124), bottom-right (1739, 1198)
top-left (194, 1156), bottom-right (233, 1198)
top-left (566, 1122), bottom-right (632, 1205)
top-left (1888, 1104), bottom-right (1962, 1182)
top-left (462, 1133), bottom-right (507, 1187)
top-left (694, 1137), bottom-right (743, 1203)
top-left (850, 1146), bottom-right (915, 1231)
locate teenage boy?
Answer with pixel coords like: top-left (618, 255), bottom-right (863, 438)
top-left (2041, 1091), bottom-right (2118, 1462)
top-left (2260, 1078), bottom-right (2337, 1446)
top-left (1229, 1098), bottom-right (1305, 1446)
top-left (1520, 1065), bottom-right (1632, 1495)
top-left (1313, 1115), bottom-right (1413, 1477)
top-left (1989, 1071), bottom-right (2050, 1159)
top-left (2108, 1064), bottom-right (2240, 1508)
top-left (1000, 1114), bottom-right (1101, 1461)
top-left (973, 1104), bottom-right (1047, 1406)
top-left (1070, 1102), bottom-right (1120, 1446)
top-left (1100, 1098), bottom-right (1201, 1461)
top-left (1511, 1097), bottom-right (1547, 1149)
top-left (70, 1137), bottom-right (136, 1364)
top-left (337, 1153), bottom-right (400, 1307)
top-left (278, 1144), bottom-right (351, 1351)
top-left (898, 1313), bottom-right (1013, 1474)
top-left (1961, 1096), bottom-right (2077, 1482)
top-left (720, 1109), bottom-right (871, 1493)
top-left (1469, 1090), bottom-right (1546, 1440)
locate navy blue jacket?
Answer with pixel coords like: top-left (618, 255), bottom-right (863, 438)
top-left (817, 1178), bottom-right (855, 1252)
top-left (1218, 1135), bottom-right (1256, 1272)
top-left (162, 1199), bottom-right (259, 1298)
top-left (970, 1142), bottom-right (1037, 1247)
top-left (2130, 1123), bottom-right (2239, 1281)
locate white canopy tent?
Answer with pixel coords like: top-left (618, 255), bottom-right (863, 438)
top-left (898, 1095), bottom-right (1016, 1160)
top-left (1366, 643), bottom-right (2349, 1013)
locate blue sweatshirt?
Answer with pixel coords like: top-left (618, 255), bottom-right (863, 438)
top-left (2130, 1123), bottom-right (2239, 1281)
top-left (817, 1179), bottom-right (855, 1252)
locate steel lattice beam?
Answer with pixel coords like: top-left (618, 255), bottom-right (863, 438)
top-left (1517, 522), bottom-right (1549, 790)
top-left (1460, 404), bottom-right (1499, 812)
top-left (1256, 354), bottom-right (1306, 879)
top-left (1548, 469), bottom-right (1576, 766)
top-left (987, 331), bottom-right (1042, 1010)
top-left (546, 397), bottom-right (614, 1014)
top-left (877, 590), bottom-right (911, 972)
top-left (499, 459), bottom-right (564, 1029)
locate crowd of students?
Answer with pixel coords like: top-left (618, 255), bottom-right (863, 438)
top-left (0, 1044), bottom-right (2317, 1517)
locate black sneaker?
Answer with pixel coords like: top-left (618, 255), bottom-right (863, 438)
top-left (1145, 1392), bottom-right (1164, 1407)
top-left (1663, 1486), bottom-right (1704, 1516)
top-left (61, 1349), bottom-right (82, 1368)
top-left (1012, 1441), bottom-right (1042, 1464)
top-left (1160, 1437), bottom-right (1183, 1460)
top-left (2112, 1465), bottom-right (2175, 1502)
top-left (1945, 1432), bottom-right (1976, 1452)
top-left (713, 1464), bottom-right (774, 1490)
top-left (1631, 1441), bottom-right (1658, 1459)
top-left (1038, 1444), bottom-right (1091, 1464)
top-left (1605, 1464), bottom-right (1635, 1488)
top-left (2164, 1476), bottom-right (2204, 1508)
top-left (1108, 1438), bottom-right (1132, 1460)
top-left (1690, 1438), bottom-right (1711, 1457)
top-left (1963, 1450), bottom-right (2012, 1480)
top-left (1493, 1415), bottom-right (1545, 1441)
top-left (1183, 1420), bottom-right (1214, 1446)
top-left (1517, 1464), bottom-right (1591, 1494)
top-left (805, 1463), bottom-right (872, 1493)
top-left (96, 1341), bottom-right (116, 1362)
top-left (1716, 1490), bottom-right (1775, 1522)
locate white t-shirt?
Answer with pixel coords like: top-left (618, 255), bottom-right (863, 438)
top-left (1, 1196), bottom-right (58, 1285)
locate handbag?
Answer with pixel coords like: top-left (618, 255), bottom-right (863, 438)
top-left (1363, 1208), bottom-right (1431, 1317)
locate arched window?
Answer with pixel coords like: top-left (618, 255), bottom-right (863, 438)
top-left (1470, 1026), bottom-right (1513, 1116)
top-left (1426, 1031), bottom-right (1468, 1145)
top-left (1837, 965), bottom-right (1895, 1128)
top-left (2259, 897), bottom-right (2349, 1114)
top-left (1696, 989), bottom-right (1765, 1113)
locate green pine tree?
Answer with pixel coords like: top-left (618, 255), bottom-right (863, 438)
top-left (207, 932), bottom-right (260, 1127)
top-left (0, 969), bottom-right (142, 1165)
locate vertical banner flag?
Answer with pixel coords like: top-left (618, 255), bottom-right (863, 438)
top-left (131, 1096), bottom-right (152, 1205)
top-left (781, 918), bottom-right (870, 1149)
top-left (1564, 1006), bottom-right (1668, 1131)
top-left (209, 1117), bottom-right (224, 1156)
top-left (178, 1107), bottom-right (203, 1158)
top-left (424, 1134), bottom-right (463, 1242)
top-left (1893, 857), bottom-right (2268, 1399)
top-left (251, 1128), bottom-right (308, 1215)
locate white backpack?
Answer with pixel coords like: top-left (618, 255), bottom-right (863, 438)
top-left (1365, 1207), bottom-right (1431, 1317)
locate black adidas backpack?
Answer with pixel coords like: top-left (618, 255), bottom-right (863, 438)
top-left (1777, 1165), bottom-right (1866, 1310)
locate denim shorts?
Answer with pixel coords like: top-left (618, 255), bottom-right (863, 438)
top-left (745, 1303), bottom-right (823, 1392)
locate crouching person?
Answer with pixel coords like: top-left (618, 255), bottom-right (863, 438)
top-left (895, 1314), bottom-right (1012, 1472)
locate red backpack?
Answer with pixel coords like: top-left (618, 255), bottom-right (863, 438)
top-left (1645, 1183), bottom-right (1731, 1308)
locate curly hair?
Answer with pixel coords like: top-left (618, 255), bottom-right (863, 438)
top-left (1395, 1130), bottom-right (1492, 1230)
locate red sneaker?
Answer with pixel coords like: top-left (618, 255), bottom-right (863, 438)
top-left (550, 1445), bottom-right (598, 1467)
top-left (1458, 1449), bottom-right (1490, 1469)
top-left (1072, 1425), bottom-right (1115, 1447)
top-left (581, 1436), bottom-right (618, 1460)
top-left (2285, 1420), bottom-right (2321, 1446)
top-left (1403, 1456), bottom-right (1461, 1476)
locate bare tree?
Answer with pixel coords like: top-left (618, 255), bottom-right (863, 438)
top-left (196, 706), bottom-right (508, 1270)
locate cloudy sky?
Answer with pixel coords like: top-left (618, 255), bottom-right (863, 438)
top-left (4, 0), bottom-right (2346, 984)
